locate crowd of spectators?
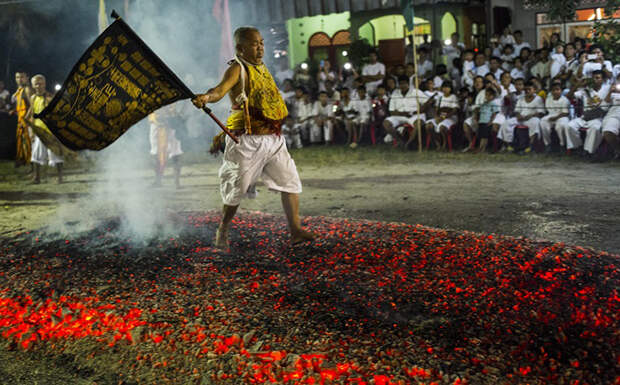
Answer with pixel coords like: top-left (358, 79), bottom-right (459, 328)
top-left (274, 30), bottom-right (620, 161)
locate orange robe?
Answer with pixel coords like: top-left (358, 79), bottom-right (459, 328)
top-left (14, 88), bottom-right (31, 164)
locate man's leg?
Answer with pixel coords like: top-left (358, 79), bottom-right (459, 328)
top-left (215, 204), bottom-right (239, 248)
top-left (172, 155), bottom-right (182, 188)
top-left (33, 163), bottom-right (41, 184)
top-left (56, 163), bottom-right (63, 184)
top-left (603, 132), bottom-right (620, 158)
top-left (281, 192), bottom-right (315, 244)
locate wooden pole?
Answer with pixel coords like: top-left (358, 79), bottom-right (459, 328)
top-left (110, 10), bottom-right (239, 144)
top-left (410, 14), bottom-right (423, 152)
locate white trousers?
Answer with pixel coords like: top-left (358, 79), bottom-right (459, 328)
top-left (561, 118), bottom-right (603, 151)
top-left (498, 117), bottom-right (540, 143)
top-left (149, 124), bottom-right (183, 158)
top-left (219, 134), bottom-right (302, 206)
top-left (602, 112), bottom-right (620, 136)
top-left (540, 116), bottom-right (570, 146)
top-left (284, 133), bottom-right (303, 149)
top-left (31, 136), bottom-right (63, 166)
top-left (309, 120), bottom-right (334, 143)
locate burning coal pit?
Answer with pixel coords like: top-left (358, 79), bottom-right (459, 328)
top-left (0, 211), bottom-right (618, 385)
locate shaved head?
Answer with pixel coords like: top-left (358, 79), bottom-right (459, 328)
top-left (234, 27), bottom-right (259, 49)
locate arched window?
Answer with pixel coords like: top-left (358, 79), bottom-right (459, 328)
top-left (308, 32), bottom-right (332, 65)
top-left (308, 31), bottom-right (351, 67)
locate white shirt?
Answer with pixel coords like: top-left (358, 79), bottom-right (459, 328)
top-left (418, 59), bottom-right (434, 79)
top-left (294, 99), bottom-right (313, 121)
top-left (574, 85), bottom-right (611, 111)
top-left (389, 88), bottom-right (428, 115)
top-left (510, 68), bottom-right (526, 80)
top-left (312, 101), bottom-right (335, 118)
top-left (473, 64), bottom-right (490, 77)
top-left (582, 61), bottom-right (613, 78)
top-left (442, 42), bottom-right (465, 69)
top-left (362, 62), bottom-right (386, 91)
top-left (500, 34), bottom-right (516, 47)
top-left (516, 95), bottom-right (545, 117)
top-left (435, 93), bottom-right (459, 110)
top-left (352, 96), bottom-right (373, 122)
top-left (545, 95), bottom-right (570, 118)
top-left (513, 42), bottom-right (531, 56)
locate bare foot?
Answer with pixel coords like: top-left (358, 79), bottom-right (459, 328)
top-left (214, 227), bottom-right (229, 249)
top-left (291, 229), bottom-right (316, 245)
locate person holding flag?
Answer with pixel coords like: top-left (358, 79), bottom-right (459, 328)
top-left (192, 27), bottom-right (315, 249)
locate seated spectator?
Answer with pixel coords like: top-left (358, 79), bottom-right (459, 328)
top-left (370, 84), bottom-right (390, 144)
top-left (425, 80), bottom-right (459, 151)
top-left (282, 116), bottom-right (302, 149)
top-left (335, 87), bottom-right (356, 144)
top-left (562, 70), bottom-right (610, 156)
top-left (293, 88), bottom-right (313, 144)
top-left (350, 77), bottom-right (364, 100)
top-left (488, 56), bottom-right (503, 81)
top-left (463, 52), bottom-right (489, 88)
top-left (540, 82), bottom-right (570, 152)
top-left (462, 76), bottom-right (487, 151)
top-left (513, 30), bottom-right (532, 57)
top-left (324, 79), bottom-right (340, 103)
top-left (550, 43), bottom-right (567, 80)
top-left (417, 47), bottom-right (434, 79)
top-left (309, 91), bottom-right (337, 144)
top-left (351, 86), bottom-right (373, 147)
top-left (280, 79), bottom-right (295, 106)
top-left (383, 75), bottom-right (432, 148)
top-left (500, 27), bottom-right (516, 48)
top-left (317, 60), bottom-right (338, 92)
top-left (602, 78), bottom-right (620, 160)
top-left (531, 77), bottom-right (546, 99)
top-left (461, 50), bottom-right (475, 76)
top-left (450, 58), bottom-right (462, 90)
top-left (510, 57), bottom-right (526, 82)
top-left (530, 48), bottom-right (551, 84)
top-left (382, 76), bottom-right (396, 97)
top-left (500, 44), bottom-right (516, 71)
top-left (432, 64), bottom-right (449, 89)
top-left (340, 86), bottom-right (373, 148)
top-left (294, 64), bottom-right (314, 93)
top-left (578, 45), bottom-right (614, 80)
top-left (498, 80), bottom-right (545, 153)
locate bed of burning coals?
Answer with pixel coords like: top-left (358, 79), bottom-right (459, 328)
top-left (0, 211), bottom-right (618, 384)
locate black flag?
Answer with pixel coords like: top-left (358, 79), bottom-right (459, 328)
top-left (35, 13), bottom-right (194, 151)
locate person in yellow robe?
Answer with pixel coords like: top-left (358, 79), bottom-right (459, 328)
top-left (11, 71), bottom-right (33, 169)
top-left (26, 75), bottom-right (64, 184)
top-left (193, 27), bottom-right (315, 248)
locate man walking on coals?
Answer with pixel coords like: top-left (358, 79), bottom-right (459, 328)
top-left (192, 27), bottom-right (315, 248)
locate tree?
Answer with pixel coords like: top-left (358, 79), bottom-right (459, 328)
top-left (591, 0), bottom-right (620, 63)
top-left (523, 0), bottom-right (576, 23)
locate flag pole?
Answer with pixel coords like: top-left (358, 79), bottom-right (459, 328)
top-left (410, 6), bottom-right (423, 153)
top-left (110, 10), bottom-right (239, 144)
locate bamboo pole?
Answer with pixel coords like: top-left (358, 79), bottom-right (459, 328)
top-left (410, 14), bottom-right (423, 152)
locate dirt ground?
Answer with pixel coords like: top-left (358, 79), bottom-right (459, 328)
top-left (1, 147), bottom-right (619, 254)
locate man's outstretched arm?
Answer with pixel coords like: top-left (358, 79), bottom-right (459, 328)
top-left (192, 63), bottom-right (241, 107)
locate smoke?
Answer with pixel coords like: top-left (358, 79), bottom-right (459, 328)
top-left (36, 0), bottom-right (283, 244)
top-left (41, 0), bottom-right (240, 244)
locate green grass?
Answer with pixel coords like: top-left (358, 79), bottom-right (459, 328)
top-left (288, 144), bottom-right (591, 168)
